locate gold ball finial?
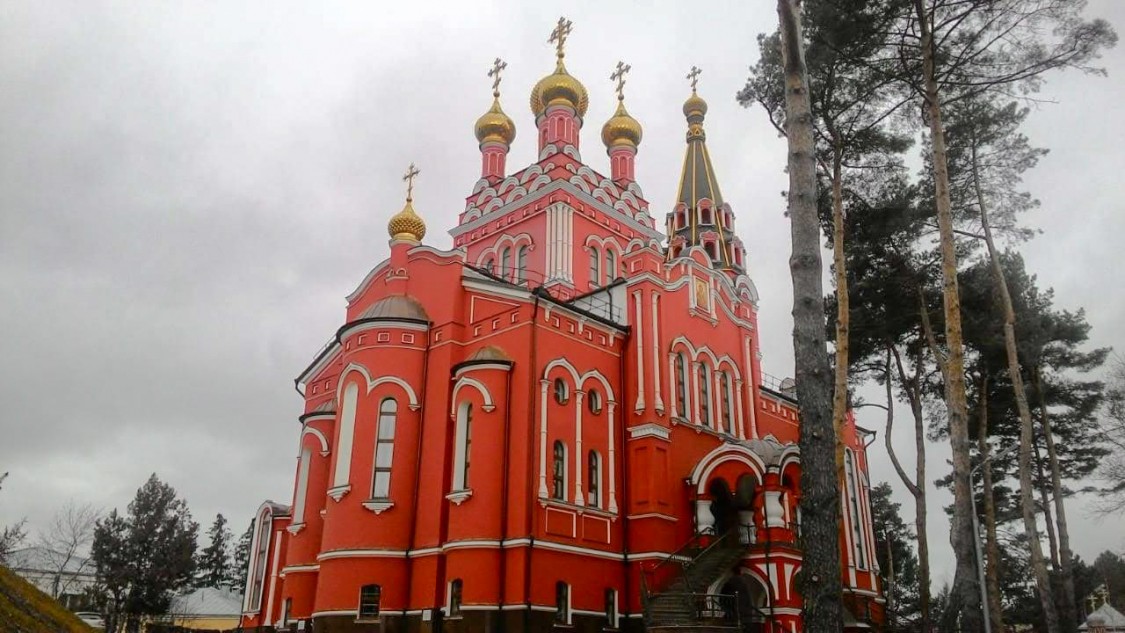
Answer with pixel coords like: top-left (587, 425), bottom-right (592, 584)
top-left (475, 58), bottom-right (516, 146)
top-left (530, 17), bottom-right (589, 118)
top-left (683, 66), bottom-right (708, 119)
top-left (602, 61), bottom-right (643, 149)
top-left (387, 163), bottom-right (426, 242)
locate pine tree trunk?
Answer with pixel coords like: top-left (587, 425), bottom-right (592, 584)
top-left (1035, 445), bottom-right (1061, 568)
top-left (914, 1), bottom-right (984, 628)
top-left (972, 133), bottom-right (1060, 632)
top-left (778, 1), bottom-right (843, 630)
top-left (889, 342), bottom-right (931, 631)
top-left (1035, 366), bottom-right (1079, 632)
top-left (831, 142), bottom-right (850, 517)
top-left (977, 373), bottom-right (1005, 633)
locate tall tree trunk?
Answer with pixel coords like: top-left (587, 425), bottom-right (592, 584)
top-left (832, 141), bottom-right (850, 504)
top-left (914, 2), bottom-right (983, 627)
top-left (1035, 442), bottom-right (1061, 569)
top-left (778, 1), bottom-right (843, 630)
top-left (972, 133), bottom-right (1060, 632)
top-left (1035, 365), bottom-right (1079, 632)
top-left (976, 372), bottom-right (1005, 633)
top-left (889, 342), bottom-right (931, 631)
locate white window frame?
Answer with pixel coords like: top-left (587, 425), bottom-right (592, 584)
top-left (371, 398), bottom-right (397, 499)
top-left (452, 402), bottom-right (473, 492)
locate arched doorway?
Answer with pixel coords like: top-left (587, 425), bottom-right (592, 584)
top-left (719, 575), bottom-right (769, 633)
top-left (708, 479), bottom-right (736, 535)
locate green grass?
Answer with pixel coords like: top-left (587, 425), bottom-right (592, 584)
top-left (0, 564), bottom-right (94, 632)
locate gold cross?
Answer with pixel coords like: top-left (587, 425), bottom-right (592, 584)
top-left (488, 58), bottom-right (507, 96)
top-left (402, 163), bottom-right (420, 201)
top-left (549, 17), bottom-right (573, 58)
top-left (687, 66), bottom-right (702, 92)
top-left (610, 60), bottom-right (631, 100)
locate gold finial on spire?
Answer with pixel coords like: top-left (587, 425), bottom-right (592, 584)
top-left (388, 162), bottom-right (426, 242)
top-left (402, 162), bottom-right (420, 201)
top-left (488, 57), bottom-right (507, 97)
top-left (549, 17), bottom-right (573, 59)
top-left (610, 60), bottom-right (631, 101)
top-left (687, 66), bottom-right (702, 92)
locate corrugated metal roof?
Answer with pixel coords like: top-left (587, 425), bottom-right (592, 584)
top-left (169, 587), bottom-right (242, 617)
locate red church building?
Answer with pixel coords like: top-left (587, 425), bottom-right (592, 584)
top-left (240, 19), bottom-right (884, 633)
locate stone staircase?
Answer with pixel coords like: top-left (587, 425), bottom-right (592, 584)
top-left (642, 531), bottom-right (748, 631)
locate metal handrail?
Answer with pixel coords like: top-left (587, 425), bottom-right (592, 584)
top-left (644, 592), bottom-right (742, 629)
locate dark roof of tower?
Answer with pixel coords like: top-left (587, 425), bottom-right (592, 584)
top-left (359, 295), bottom-right (429, 321)
top-left (676, 130), bottom-right (724, 209)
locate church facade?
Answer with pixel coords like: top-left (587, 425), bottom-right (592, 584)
top-left (240, 20), bottom-right (884, 633)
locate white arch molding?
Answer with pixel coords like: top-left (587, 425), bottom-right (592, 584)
top-left (689, 444), bottom-right (768, 495)
top-left (299, 426), bottom-right (330, 457)
top-left (451, 376), bottom-right (496, 414)
top-left (337, 362), bottom-right (420, 411)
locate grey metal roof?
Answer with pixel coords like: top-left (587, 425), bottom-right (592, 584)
top-left (169, 586), bottom-right (243, 617)
top-left (358, 295), bottom-right (428, 321)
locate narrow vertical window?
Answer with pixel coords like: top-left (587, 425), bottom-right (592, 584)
top-left (333, 382), bottom-right (359, 490)
top-left (516, 245), bottom-right (529, 284)
top-left (587, 451), bottom-right (601, 508)
top-left (482, 257), bottom-right (494, 275)
top-left (720, 372), bottom-right (733, 434)
top-left (449, 579), bottom-right (463, 617)
top-left (282, 598), bottom-right (291, 627)
top-left (676, 353), bottom-right (688, 417)
top-left (555, 582), bottom-right (570, 624)
top-left (500, 247), bottom-right (512, 281)
top-left (372, 398), bottom-right (397, 498)
top-left (604, 249), bottom-right (617, 284)
top-left (453, 403), bottom-right (473, 491)
top-left (552, 441), bottom-right (566, 501)
top-left (589, 247), bottom-right (600, 287)
top-left (605, 589), bottom-right (617, 629)
top-left (698, 364), bottom-right (711, 427)
top-left (248, 515), bottom-right (271, 610)
top-left (358, 584), bottom-right (381, 619)
top-left (293, 447), bottom-right (311, 524)
top-left (845, 450), bottom-right (866, 568)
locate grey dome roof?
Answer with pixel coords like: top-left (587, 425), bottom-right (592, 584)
top-left (469, 345), bottom-right (511, 361)
top-left (358, 295), bottom-right (428, 321)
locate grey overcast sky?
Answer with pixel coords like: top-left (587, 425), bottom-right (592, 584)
top-left (1, 1), bottom-right (1122, 587)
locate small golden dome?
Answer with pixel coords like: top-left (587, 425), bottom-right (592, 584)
top-left (387, 199), bottom-right (426, 243)
top-left (475, 95), bottom-right (516, 146)
top-left (683, 91), bottom-right (708, 118)
top-left (602, 99), bottom-right (643, 148)
top-left (530, 58), bottom-right (589, 118)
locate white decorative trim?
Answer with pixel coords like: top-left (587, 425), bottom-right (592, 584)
top-left (626, 512), bottom-right (679, 522)
top-left (627, 423), bottom-right (670, 441)
top-left (446, 489), bottom-right (473, 505)
top-left (316, 548), bottom-right (407, 561)
top-left (300, 426), bottom-right (330, 456)
top-left (453, 362), bottom-right (512, 377)
top-left (338, 318), bottom-right (429, 342)
top-left (650, 291), bottom-right (664, 414)
top-left (442, 539), bottom-right (501, 551)
top-left (450, 376), bottom-right (496, 415)
top-left (327, 484), bottom-right (351, 502)
top-left (285, 523), bottom-right (306, 535)
top-left (407, 547), bottom-right (442, 558)
top-left (311, 609), bottom-right (359, 618)
top-left (338, 362), bottom-right (421, 410)
top-left (361, 499), bottom-right (395, 514)
top-left (632, 290), bottom-right (645, 412)
top-left (607, 402), bottom-right (618, 513)
top-left (281, 564), bottom-right (319, 574)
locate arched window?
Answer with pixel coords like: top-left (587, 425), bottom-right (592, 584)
top-left (555, 582), bottom-right (570, 624)
top-left (500, 247), bottom-right (512, 281)
top-left (247, 513), bottom-right (271, 610)
top-left (719, 372), bottom-right (733, 434)
top-left (588, 247), bottom-right (601, 287)
top-left (845, 450), bottom-right (867, 569)
top-left (604, 249), bottom-right (617, 284)
top-left (587, 451), bottom-right (601, 508)
top-left (675, 211), bottom-right (685, 229)
top-left (449, 579), bottom-right (463, 617)
top-left (587, 389), bottom-right (602, 415)
top-left (675, 353), bottom-right (688, 418)
top-left (372, 398), bottom-right (397, 498)
top-left (553, 378), bottom-right (569, 404)
top-left (706, 241), bottom-right (718, 260)
top-left (701, 207), bottom-right (712, 224)
top-left (453, 403), bottom-right (472, 491)
top-left (698, 364), bottom-right (712, 427)
top-left (516, 245), bottom-right (529, 284)
top-left (482, 257), bottom-right (495, 275)
top-left (552, 441), bottom-right (566, 501)
top-left (358, 584), bottom-right (381, 619)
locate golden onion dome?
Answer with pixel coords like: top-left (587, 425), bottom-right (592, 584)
top-left (683, 90), bottom-right (708, 119)
top-left (474, 94), bottom-right (516, 146)
top-left (530, 58), bottom-right (589, 118)
top-left (387, 199), bottom-right (426, 243)
top-left (601, 98), bottom-right (643, 148)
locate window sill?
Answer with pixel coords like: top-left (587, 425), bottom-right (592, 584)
top-left (446, 489), bottom-right (473, 505)
top-left (286, 523), bottom-right (306, 535)
top-left (327, 484), bottom-right (351, 502)
top-left (362, 499), bottom-right (395, 515)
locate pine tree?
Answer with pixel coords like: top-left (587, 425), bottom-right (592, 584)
top-left (870, 482), bottom-right (921, 630)
top-left (196, 513), bottom-right (233, 589)
top-left (91, 509), bottom-right (131, 633)
top-left (231, 520), bottom-right (253, 594)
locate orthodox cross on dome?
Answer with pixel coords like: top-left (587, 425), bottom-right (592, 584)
top-left (488, 57), bottom-right (507, 97)
top-left (687, 66), bottom-right (702, 92)
top-left (402, 162), bottom-right (420, 201)
top-left (549, 17), bottom-right (573, 58)
top-left (610, 60), bottom-right (631, 100)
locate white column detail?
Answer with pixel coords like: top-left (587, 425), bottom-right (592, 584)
top-left (667, 354), bottom-right (679, 419)
top-left (691, 361), bottom-right (702, 425)
top-left (743, 335), bottom-right (759, 438)
top-left (695, 499), bottom-right (715, 534)
top-left (650, 292), bottom-right (664, 414)
top-left (573, 391), bottom-right (585, 507)
top-left (714, 370), bottom-right (723, 433)
top-left (632, 290), bottom-right (646, 413)
top-left (607, 401), bottom-right (618, 513)
top-left (538, 379), bottom-right (550, 498)
top-left (764, 491), bottom-right (786, 528)
top-left (734, 379), bottom-right (746, 440)
top-left (332, 382), bottom-right (359, 490)
top-left (565, 205), bottom-right (574, 283)
top-left (292, 448), bottom-right (311, 524)
top-left (265, 531), bottom-right (283, 625)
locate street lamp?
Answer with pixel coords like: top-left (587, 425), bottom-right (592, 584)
top-left (970, 442), bottom-right (1019, 633)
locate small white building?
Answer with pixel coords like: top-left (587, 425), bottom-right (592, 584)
top-left (1080, 602), bottom-right (1125, 632)
top-left (5, 546), bottom-right (97, 611)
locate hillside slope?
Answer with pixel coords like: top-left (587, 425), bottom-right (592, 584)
top-left (0, 564), bottom-right (93, 633)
